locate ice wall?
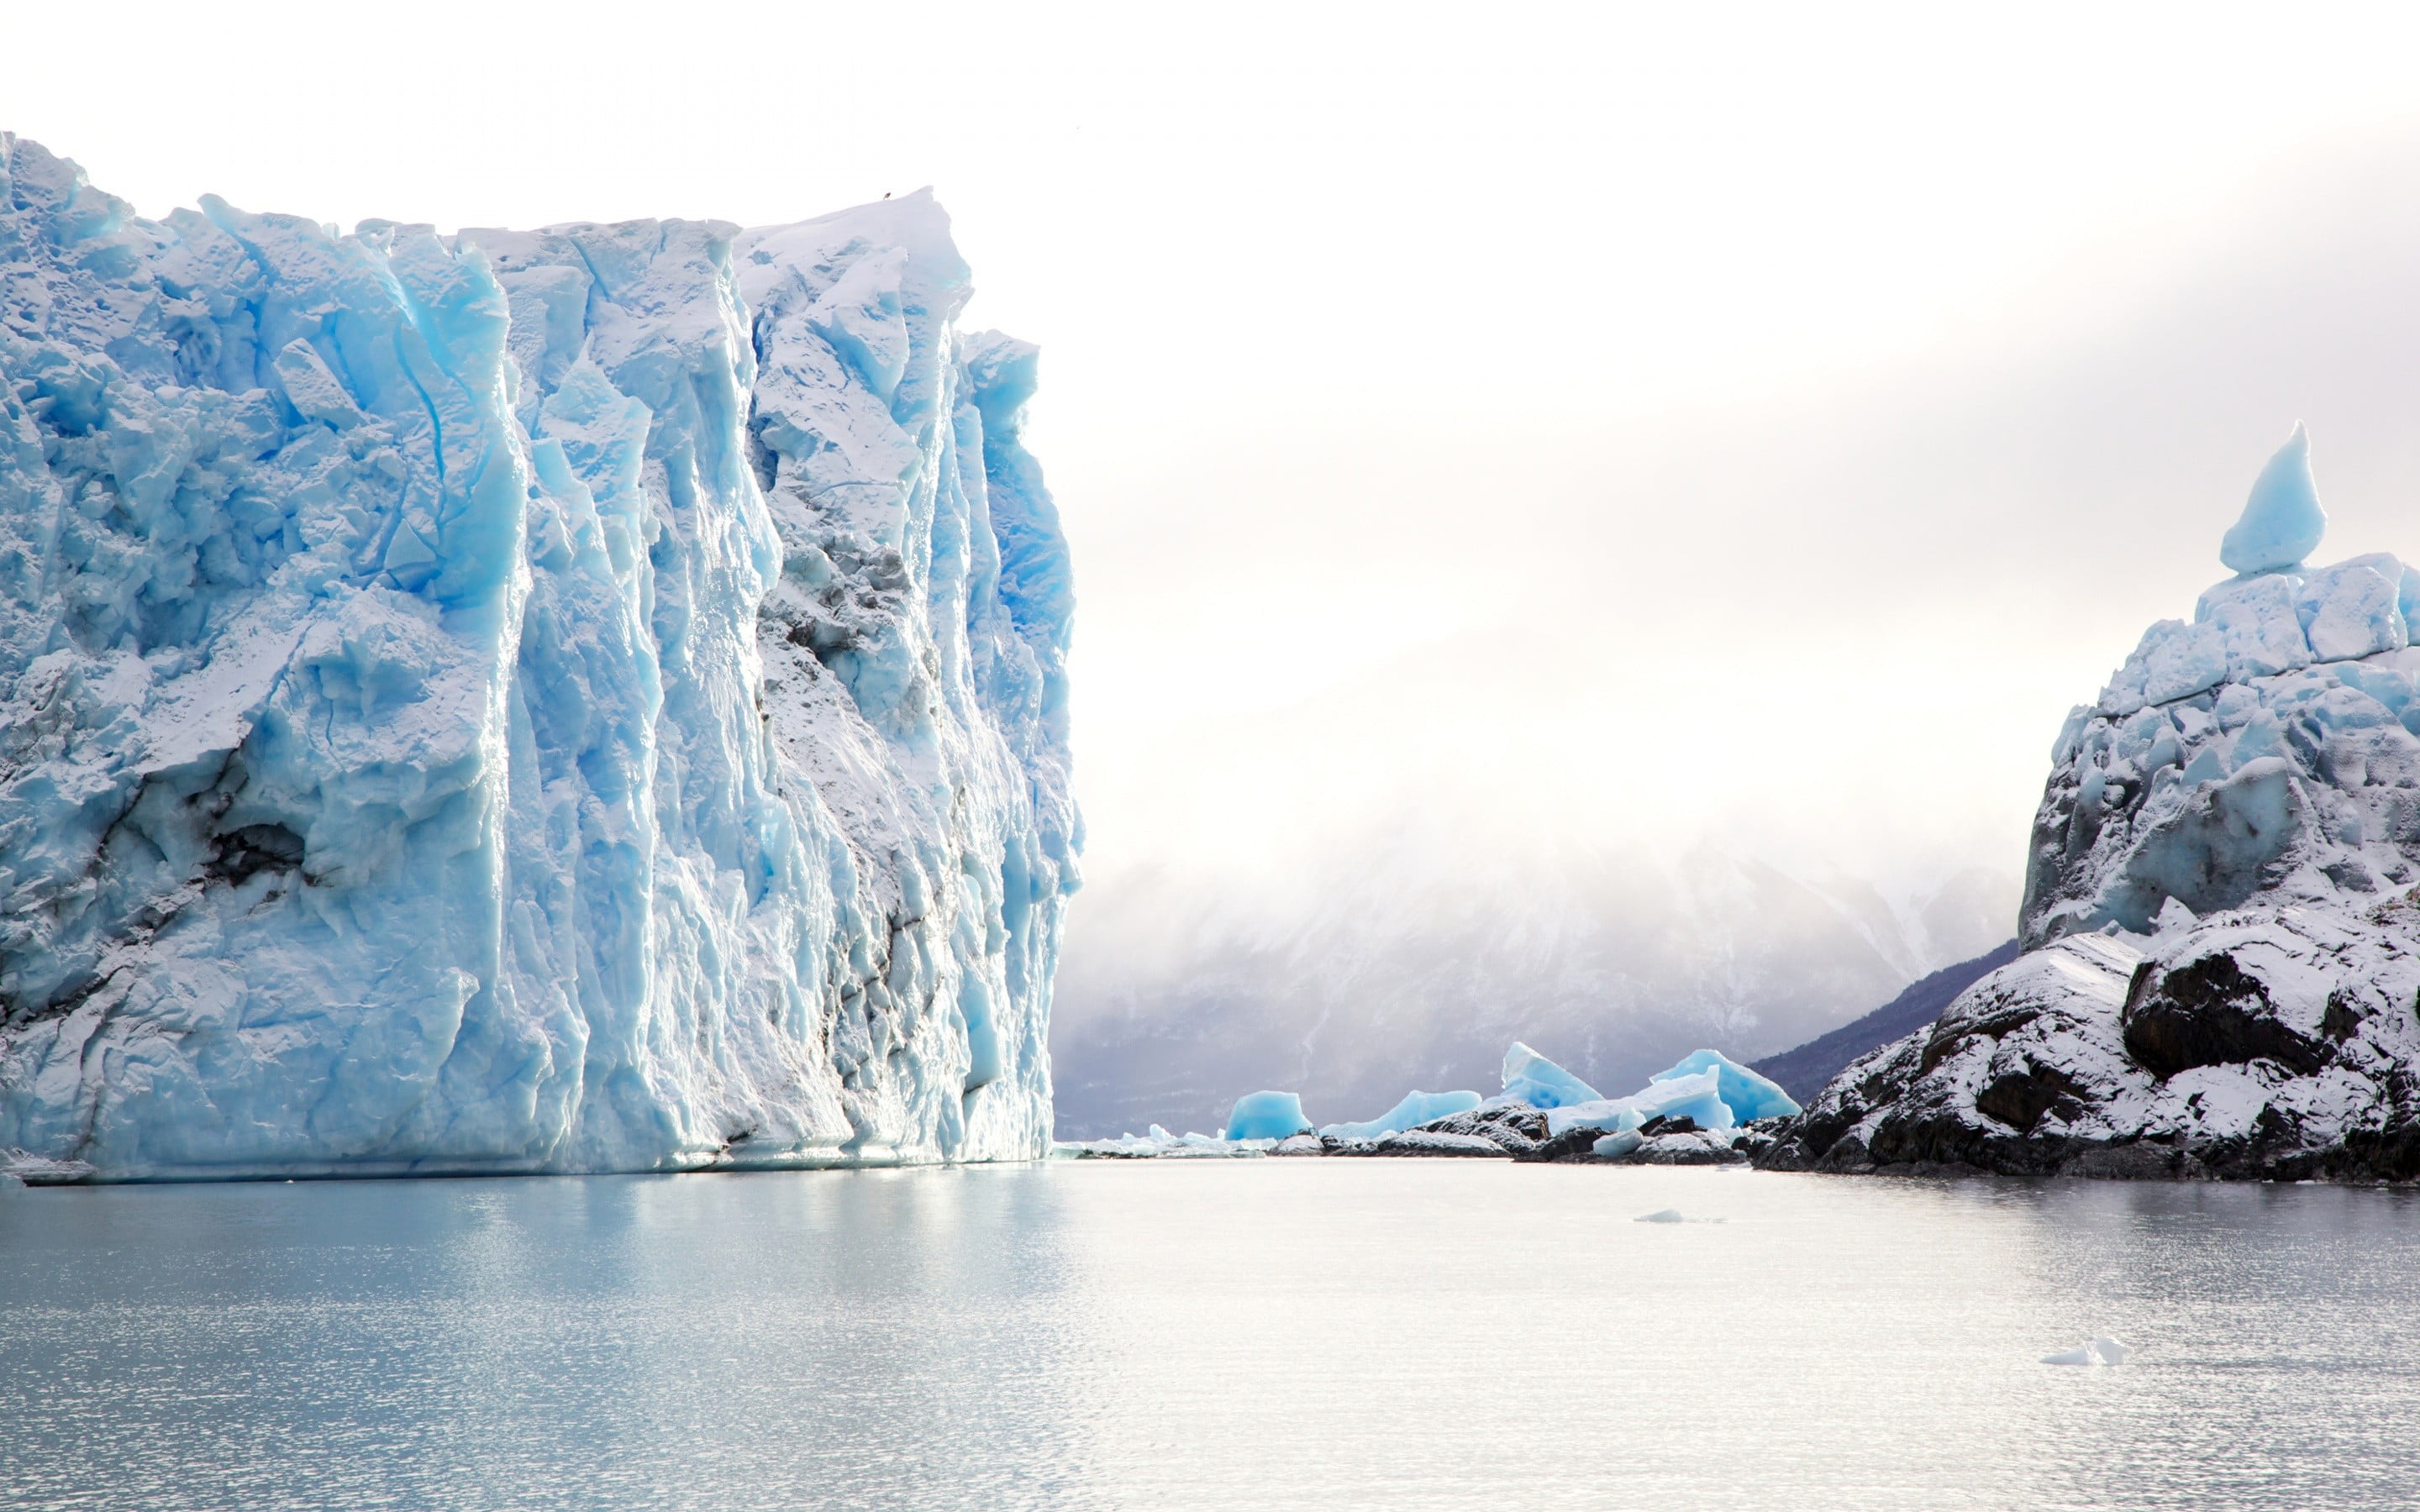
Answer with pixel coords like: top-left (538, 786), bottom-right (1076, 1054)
top-left (0, 135), bottom-right (1076, 1179)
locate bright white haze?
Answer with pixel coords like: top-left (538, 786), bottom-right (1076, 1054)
top-left (16, 0), bottom-right (2420, 1126)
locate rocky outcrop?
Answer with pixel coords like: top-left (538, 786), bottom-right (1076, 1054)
top-left (1761, 900), bottom-right (2420, 1179)
top-left (1763, 428), bottom-right (2420, 1183)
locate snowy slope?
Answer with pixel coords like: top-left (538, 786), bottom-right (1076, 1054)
top-left (0, 136), bottom-right (1076, 1179)
top-left (1769, 428), bottom-right (2420, 1179)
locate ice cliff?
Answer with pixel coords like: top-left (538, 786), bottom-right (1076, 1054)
top-left (0, 135), bottom-right (1076, 1179)
top-left (1768, 427), bottom-right (2420, 1180)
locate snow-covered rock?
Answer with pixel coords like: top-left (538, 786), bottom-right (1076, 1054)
top-left (0, 136), bottom-right (1076, 1179)
top-left (1767, 428), bottom-right (2420, 1181)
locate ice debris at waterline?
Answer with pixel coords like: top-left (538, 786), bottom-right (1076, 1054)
top-left (0, 136), bottom-right (1078, 1182)
top-left (1763, 426), bottom-right (2420, 1183)
top-left (2042, 1338), bottom-right (2131, 1368)
top-left (1054, 1045), bottom-right (1798, 1162)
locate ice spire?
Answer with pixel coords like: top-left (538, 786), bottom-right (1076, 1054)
top-left (2220, 423), bottom-right (2326, 575)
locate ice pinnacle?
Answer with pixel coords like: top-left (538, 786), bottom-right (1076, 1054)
top-left (2219, 423), bottom-right (2326, 575)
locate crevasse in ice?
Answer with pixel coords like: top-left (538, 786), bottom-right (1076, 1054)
top-left (0, 135), bottom-right (1077, 1179)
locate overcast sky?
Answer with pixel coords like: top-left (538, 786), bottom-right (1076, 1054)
top-left (16, 1), bottom-right (2420, 906)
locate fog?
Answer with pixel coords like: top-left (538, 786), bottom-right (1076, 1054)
top-left (1054, 129), bottom-right (2420, 1132)
top-left (12, 2), bottom-right (2420, 1131)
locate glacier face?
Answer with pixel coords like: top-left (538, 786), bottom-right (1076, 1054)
top-left (0, 135), bottom-right (1076, 1179)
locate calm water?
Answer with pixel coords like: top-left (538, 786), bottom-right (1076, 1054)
top-left (4, 1163), bottom-right (2417, 1510)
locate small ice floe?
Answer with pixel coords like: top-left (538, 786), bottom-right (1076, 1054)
top-left (2041, 1336), bottom-right (2131, 1367)
top-left (1635, 1208), bottom-right (1686, 1223)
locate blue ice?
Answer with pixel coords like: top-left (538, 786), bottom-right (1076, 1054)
top-left (1650, 1049), bottom-right (1802, 1122)
top-left (0, 136), bottom-right (1079, 1179)
top-left (1500, 1042), bottom-right (1603, 1109)
top-left (1225, 1092), bottom-right (1313, 1141)
top-left (1319, 1089), bottom-right (1481, 1140)
top-left (1626, 1067), bottom-right (1734, 1131)
top-left (2220, 423), bottom-right (2325, 575)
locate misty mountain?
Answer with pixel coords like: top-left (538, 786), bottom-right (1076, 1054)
top-left (1050, 832), bottom-right (2012, 1138)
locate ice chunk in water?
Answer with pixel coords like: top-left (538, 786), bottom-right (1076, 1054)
top-left (1319, 1089), bottom-right (1482, 1140)
top-left (1500, 1042), bottom-right (1603, 1109)
top-left (1224, 1091), bottom-right (1313, 1140)
top-left (1592, 1130), bottom-right (1643, 1159)
top-left (1650, 1049), bottom-right (1802, 1122)
top-left (1635, 1209), bottom-right (1686, 1223)
top-left (2041, 1336), bottom-right (2131, 1367)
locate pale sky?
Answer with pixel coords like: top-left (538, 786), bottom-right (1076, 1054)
top-left (15, 1), bottom-right (2420, 906)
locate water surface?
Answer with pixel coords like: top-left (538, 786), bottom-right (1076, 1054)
top-left (4, 1163), bottom-right (2416, 1509)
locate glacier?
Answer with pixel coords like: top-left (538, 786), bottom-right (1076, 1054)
top-left (1766, 427), bottom-right (2420, 1181)
top-left (0, 135), bottom-right (1076, 1179)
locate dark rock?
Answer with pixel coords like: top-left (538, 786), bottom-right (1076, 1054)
top-left (1523, 1123), bottom-right (1617, 1163)
top-left (1628, 1131), bottom-right (1746, 1165)
top-left (1414, 1107), bottom-right (1548, 1149)
top-left (2123, 950), bottom-right (2329, 1078)
top-left (1369, 1131), bottom-right (1510, 1158)
top-left (1756, 907), bottom-right (2420, 1184)
top-left (1972, 1062), bottom-right (2081, 1132)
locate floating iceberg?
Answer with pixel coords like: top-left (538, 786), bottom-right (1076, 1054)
top-left (1534, 1050), bottom-right (1790, 1137)
top-left (1319, 1089), bottom-right (1481, 1140)
top-left (1224, 1091), bottom-right (1313, 1141)
top-left (1499, 1042), bottom-right (1603, 1109)
top-left (1634, 1208), bottom-right (1686, 1224)
top-left (1651, 1050), bottom-right (1800, 1122)
top-left (1628, 1067), bottom-right (1736, 1131)
top-left (1150, 1043), bottom-right (1784, 1163)
top-left (0, 136), bottom-right (1077, 1179)
top-left (2041, 1337), bottom-right (2131, 1367)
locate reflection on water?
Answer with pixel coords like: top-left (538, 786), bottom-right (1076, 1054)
top-left (3, 1164), bottom-right (2417, 1510)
